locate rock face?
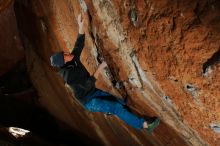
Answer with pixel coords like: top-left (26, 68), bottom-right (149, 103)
top-left (1, 0), bottom-right (219, 146)
top-left (0, 0), bottom-right (24, 76)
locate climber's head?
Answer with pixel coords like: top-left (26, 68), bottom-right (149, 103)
top-left (63, 52), bottom-right (74, 63)
top-left (50, 52), bottom-right (74, 68)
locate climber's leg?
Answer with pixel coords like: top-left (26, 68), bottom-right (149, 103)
top-left (84, 88), bottom-right (127, 105)
top-left (84, 97), bottom-right (145, 129)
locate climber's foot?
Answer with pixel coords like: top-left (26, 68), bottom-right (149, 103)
top-left (145, 117), bottom-right (160, 134)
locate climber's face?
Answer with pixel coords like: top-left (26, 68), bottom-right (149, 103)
top-left (64, 52), bottom-right (74, 63)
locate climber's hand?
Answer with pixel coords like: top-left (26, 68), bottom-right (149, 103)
top-left (94, 61), bottom-right (108, 79)
top-left (99, 61), bottom-right (108, 70)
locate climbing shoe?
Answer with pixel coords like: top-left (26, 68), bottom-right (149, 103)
top-left (146, 118), bottom-right (160, 134)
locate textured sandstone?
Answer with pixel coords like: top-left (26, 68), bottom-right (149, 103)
top-left (1, 0), bottom-right (219, 146)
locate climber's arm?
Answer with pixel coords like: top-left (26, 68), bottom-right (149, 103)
top-left (71, 14), bottom-right (85, 59)
top-left (94, 61), bottom-right (107, 79)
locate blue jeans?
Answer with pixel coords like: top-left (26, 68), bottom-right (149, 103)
top-left (84, 89), bottom-right (145, 129)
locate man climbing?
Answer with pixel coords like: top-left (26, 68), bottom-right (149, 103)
top-left (50, 13), bottom-right (160, 133)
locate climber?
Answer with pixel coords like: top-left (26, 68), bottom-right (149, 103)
top-left (50, 13), bottom-right (160, 133)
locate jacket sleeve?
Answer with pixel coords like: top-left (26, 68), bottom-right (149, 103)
top-left (84, 76), bottom-right (96, 89)
top-left (71, 34), bottom-right (85, 60)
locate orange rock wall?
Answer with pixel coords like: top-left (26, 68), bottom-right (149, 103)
top-left (9, 0), bottom-right (220, 146)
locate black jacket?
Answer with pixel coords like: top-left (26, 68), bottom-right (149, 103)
top-left (59, 34), bottom-right (96, 103)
